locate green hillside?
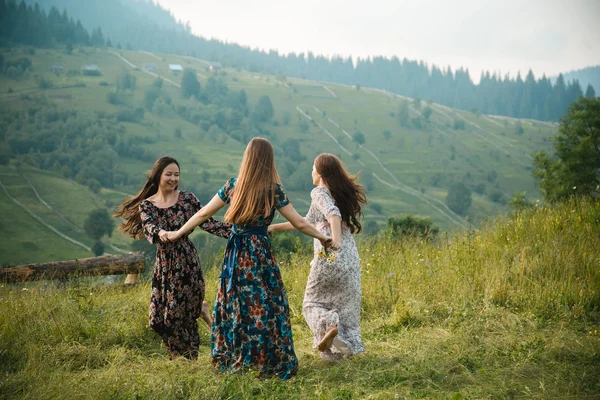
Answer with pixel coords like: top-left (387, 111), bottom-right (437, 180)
top-left (0, 46), bottom-right (558, 265)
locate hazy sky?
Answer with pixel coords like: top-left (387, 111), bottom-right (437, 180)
top-left (155, 0), bottom-right (600, 83)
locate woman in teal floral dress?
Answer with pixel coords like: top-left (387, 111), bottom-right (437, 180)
top-left (166, 138), bottom-right (334, 379)
top-left (115, 157), bottom-right (231, 360)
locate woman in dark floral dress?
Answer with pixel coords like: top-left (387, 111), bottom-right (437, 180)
top-left (165, 138), bottom-right (334, 379)
top-left (115, 156), bottom-right (231, 360)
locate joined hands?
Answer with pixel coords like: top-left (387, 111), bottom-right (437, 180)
top-left (159, 230), bottom-right (183, 243)
top-left (320, 237), bottom-right (339, 251)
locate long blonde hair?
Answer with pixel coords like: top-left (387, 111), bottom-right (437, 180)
top-left (225, 137), bottom-right (282, 224)
top-left (114, 156), bottom-right (179, 239)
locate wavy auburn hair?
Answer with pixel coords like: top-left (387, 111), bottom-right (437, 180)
top-left (114, 156), bottom-right (179, 239)
top-left (315, 153), bottom-right (367, 234)
top-left (225, 137), bottom-right (282, 225)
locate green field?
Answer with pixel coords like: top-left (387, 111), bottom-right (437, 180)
top-left (0, 46), bottom-right (558, 265)
top-left (1, 199), bottom-right (598, 399)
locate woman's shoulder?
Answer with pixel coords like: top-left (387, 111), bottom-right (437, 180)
top-left (224, 177), bottom-right (237, 188)
top-left (310, 185), bottom-right (331, 199)
top-left (179, 190), bottom-right (196, 200)
top-left (140, 196), bottom-right (153, 207)
top-left (217, 177), bottom-right (237, 201)
top-left (138, 198), bottom-right (155, 213)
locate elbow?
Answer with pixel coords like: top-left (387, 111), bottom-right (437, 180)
top-left (293, 220), bottom-right (309, 231)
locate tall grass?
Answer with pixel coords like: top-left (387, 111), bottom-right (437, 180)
top-left (1, 198), bottom-right (599, 399)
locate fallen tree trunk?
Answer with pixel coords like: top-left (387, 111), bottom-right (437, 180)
top-left (0, 253), bottom-right (145, 283)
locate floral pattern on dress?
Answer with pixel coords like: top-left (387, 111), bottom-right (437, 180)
top-left (210, 178), bottom-right (299, 380)
top-left (303, 185), bottom-right (365, 359)
top-left (140, 190), bottom-right (231, 359)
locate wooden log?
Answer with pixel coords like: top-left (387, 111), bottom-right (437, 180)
top-left (0, 253), bottom-right (145, 283)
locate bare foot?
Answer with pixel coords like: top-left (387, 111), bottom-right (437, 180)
top-left (317, 326), bottom-right (338, 352)
top-left (201, 301), bottom-right (212, 332)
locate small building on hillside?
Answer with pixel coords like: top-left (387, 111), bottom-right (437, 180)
top-left (169, 64), bottom-right (183, 74)
top-left (81, 64), bottom-right (101, 76)
top-left (209, 62), bottom-right (222, 71)
top-left (143, 63), bottom-right (156, 72)
top-left (50, 65), bottom-right (63, 74)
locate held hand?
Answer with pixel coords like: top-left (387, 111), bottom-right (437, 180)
top-left (165, 230), bottom-right (182, 242)
top-left (158, 230), bottom-right (170, 243)
top-left (320, 237), bottom-right (339, 251)
top-left (267, 225), bottom-right (274, 233)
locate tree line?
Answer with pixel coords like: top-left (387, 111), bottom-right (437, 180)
top-left (14, 0), bottom-right (597, 122)
top-left (0, 0), bottom-right (101, 47)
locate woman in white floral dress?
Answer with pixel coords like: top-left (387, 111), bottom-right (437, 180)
top-left (270, 153), bottom-right (367, 361)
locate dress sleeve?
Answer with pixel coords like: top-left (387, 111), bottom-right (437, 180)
top-left (185, 191), bottom-right (202, 214)
top-left (311, 186), bottom-right (341, 219)
top-left (139, 201), bottom-right (160, 244)
top-left (199, 217), bottom-right (232, 239)
top-left (274, 183), bottom-right (290, 209)
top-left (217, 178), bottom-right (235, 204)
top-left (187, 191), bottom-right (231, 239)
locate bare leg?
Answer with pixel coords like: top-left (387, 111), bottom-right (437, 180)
top-left (317, 326), bottom-right (338, 352)
top-left (200, 301), bottom-right (212, 332)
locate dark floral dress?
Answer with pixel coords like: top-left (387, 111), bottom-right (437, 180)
top-left (140, 191), bottom-right (231, 359)
top-left (210, 178), bottom-right (298, 380)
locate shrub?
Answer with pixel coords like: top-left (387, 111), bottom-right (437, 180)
top-left (387, 214), bottom-right (440, 241)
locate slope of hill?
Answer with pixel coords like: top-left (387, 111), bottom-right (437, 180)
top-left (0, 46), bottom-right (558, 265)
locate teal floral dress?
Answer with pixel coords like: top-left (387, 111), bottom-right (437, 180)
top-left (210, 178), bottom-right (298, 380)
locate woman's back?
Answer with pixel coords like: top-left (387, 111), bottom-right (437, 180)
top-left (212, 177), bottom-right (299, 379)
top-left (218, 178), bottom-right (290, 228)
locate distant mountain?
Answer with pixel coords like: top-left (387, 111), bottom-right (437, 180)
top-left (552, 66), bottom-right (600, 97)
top-left (16, 0), bottom-right (587, 121)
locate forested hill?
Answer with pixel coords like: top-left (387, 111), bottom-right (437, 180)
top-left (23, 0), bottom-right (185, 33)
top-left (552, 65), bottom-right (600, 100)
top-left (14, 0), bottom-right (595, 122)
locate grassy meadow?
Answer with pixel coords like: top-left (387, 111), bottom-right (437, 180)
top-left (1, 198), bottom-right (599, 399)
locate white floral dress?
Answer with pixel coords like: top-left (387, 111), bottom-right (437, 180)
top-left (303, 186), bottom-right (365, 360)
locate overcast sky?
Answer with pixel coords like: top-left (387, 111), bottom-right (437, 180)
top-left (155, 0), bottom-right (600, 83)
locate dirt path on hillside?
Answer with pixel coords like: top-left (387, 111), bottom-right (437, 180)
top-left (20, 174), bottom-right (130, 255)
top-left (363, 88), bottom-right (533, 167)
top-left (440, 105), bottom-right (532, 164)
top-left (0, 180), bottom-right (92, 253)
top-left (310, 106), bottom-right (468, 229)
top-left (296, 105), bottom-right (468, 229)
top-left (107, 50), bottom-right (181, 88)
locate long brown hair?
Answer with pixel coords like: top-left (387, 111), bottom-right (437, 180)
top-left (225, 137), bottom-right (282, 225)
top-left (114, 156), bottom-right (180, 239)
top-left (315, 153), bottom-right (367, 233)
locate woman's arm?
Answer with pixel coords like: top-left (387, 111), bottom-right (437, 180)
top-left (188, 192), bottom-right (231, 239)
top-left (268, 222), bottom-right (295, 233)
top-left (327, 214), bottom-right (342, 249)
top-left (199, 217), bottom-right (232, 239)
top-left (277, 204), bottom-right (334, 248)
top-left (270, 214), bottom-right (340, 249)
top-left (139, 202), bottom-right (162, 244)
top-left (165, 194), bottom-right (226, 241)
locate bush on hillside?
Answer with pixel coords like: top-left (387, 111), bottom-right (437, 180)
top-left (387, 214), bottom-right (440, 241)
